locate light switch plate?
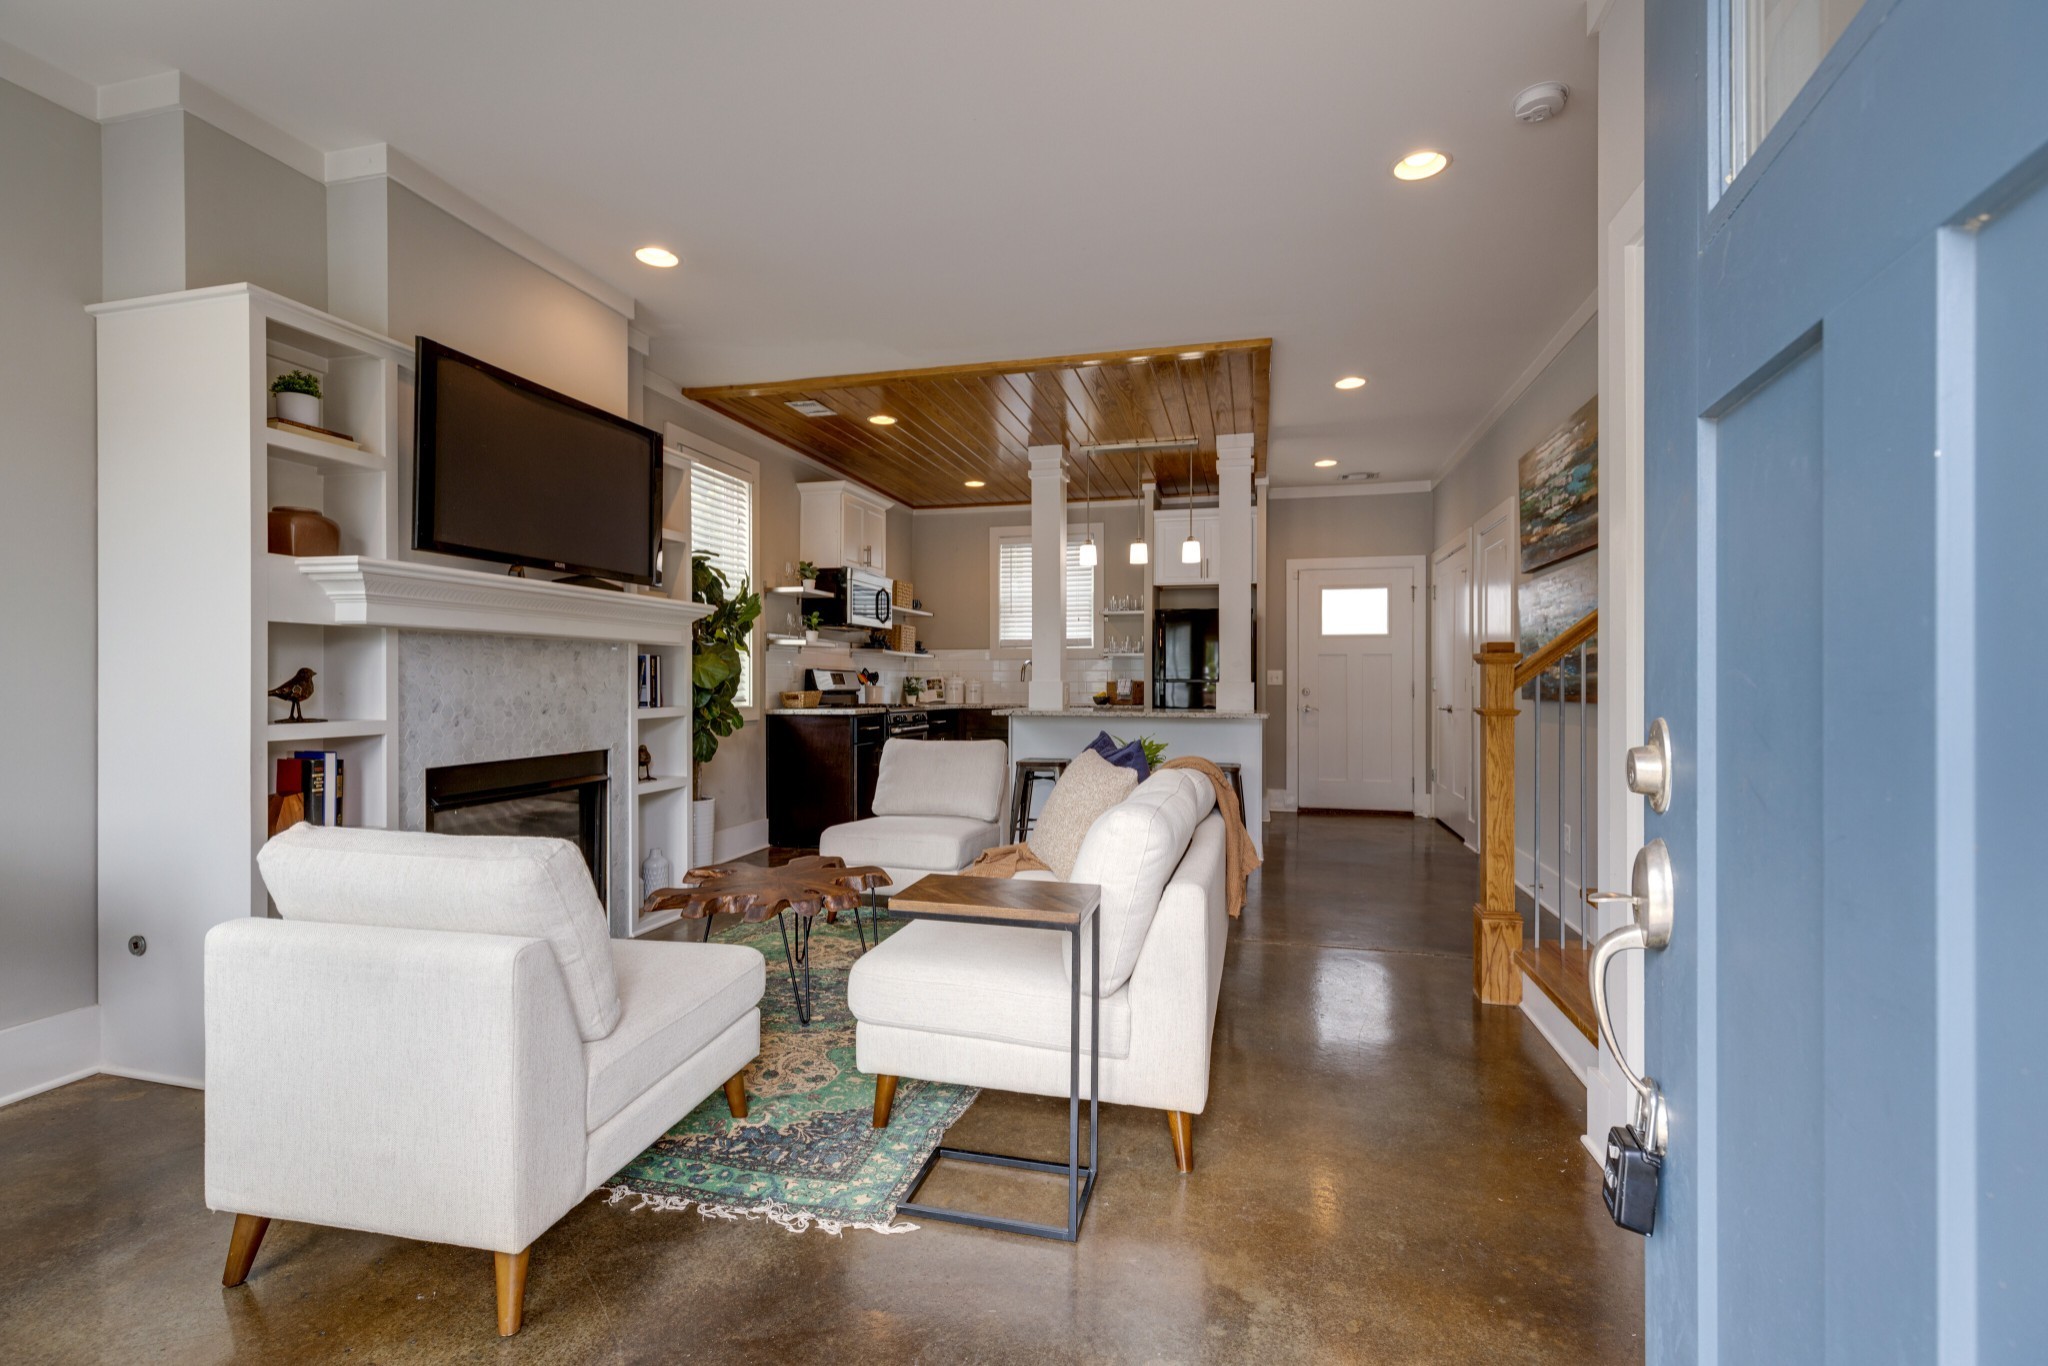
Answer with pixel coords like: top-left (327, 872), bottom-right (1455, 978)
top-left (1267, 669), bottom-right (1284, 685)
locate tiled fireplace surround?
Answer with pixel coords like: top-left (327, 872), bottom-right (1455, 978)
top-left (396, 631), bottom-right (632, 923)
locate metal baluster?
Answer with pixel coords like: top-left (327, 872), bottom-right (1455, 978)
top-left (1531, 681), bottom-right (1542, 950)
top-left (1577, 642), bottom-right (1589, 948)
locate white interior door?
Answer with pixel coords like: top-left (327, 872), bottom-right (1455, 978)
top-left (1431, 539), bottom-right (1475, 844)
top-left (1296, 564), bottom-right (1415, 811)
top-left (1474, 497), bottom-right (1516, 646)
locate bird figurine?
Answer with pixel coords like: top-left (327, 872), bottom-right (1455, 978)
top-left (267, 667), bottom-right (319, 723)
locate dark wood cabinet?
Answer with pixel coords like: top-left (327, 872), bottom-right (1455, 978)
top-left (768, 708), bottom-right (1006, 848)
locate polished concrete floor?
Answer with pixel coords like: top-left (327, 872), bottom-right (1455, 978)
top-left (0, 815), bottom-right (1642, 1364)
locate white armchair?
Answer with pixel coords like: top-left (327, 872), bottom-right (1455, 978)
top-left (206, 825), bottom-right (765, 1335)
top-left (819, 737), bottom-right (1009, 891)
top-left (848, 768), bottom-right (1229, 1171)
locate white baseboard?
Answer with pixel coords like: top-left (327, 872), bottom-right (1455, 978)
top-left (99, 1063), bottom-right (204, 1091)
top-left (0, 1005), bottom-right (101, 1109)
top-left (714, 818), bottom-right (770, 862)
top-left (1518, 971), bottom-right (1599, 1167)
top-left (1266, 789), bottom-right (1297, 813)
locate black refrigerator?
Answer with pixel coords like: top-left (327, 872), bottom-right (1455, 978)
top-left (1153, 609), bottom-right (1220, 709)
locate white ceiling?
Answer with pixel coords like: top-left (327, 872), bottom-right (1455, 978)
top-left (1, 1), bottom-right (1597, 487)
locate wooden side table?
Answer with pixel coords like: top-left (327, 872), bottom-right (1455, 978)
top-left (884, 873), bottom-right (1102, 1242)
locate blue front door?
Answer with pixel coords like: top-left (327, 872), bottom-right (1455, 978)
top-left (1645, 1), bottom-right (2047, 1360)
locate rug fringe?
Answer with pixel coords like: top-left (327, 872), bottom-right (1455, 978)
top-left (600, 1185), bottom-right (919, 1236)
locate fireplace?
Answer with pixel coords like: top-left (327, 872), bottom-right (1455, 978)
top-left (424, 750), bottom-right (610, 900)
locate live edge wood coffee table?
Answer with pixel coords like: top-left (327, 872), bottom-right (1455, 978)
top-left (885, 872), bottom-right (1103, 1243)
top-left (641, 855), bottom-right (887, 1026)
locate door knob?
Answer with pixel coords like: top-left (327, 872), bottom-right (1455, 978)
top-left (1585, 839), bottom-right (1674, 1154)
top-left (1438, 705), bottom-right (1455, 713)
top-left (1626, 718), bottom-right (1674, 814)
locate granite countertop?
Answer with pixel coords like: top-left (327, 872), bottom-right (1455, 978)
top-left (993, 707), bottom-right (1268, 720)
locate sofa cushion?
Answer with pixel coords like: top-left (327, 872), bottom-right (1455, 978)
top-left (820, 814), bottom-right (1003, 872)
top-left (870, 739), bottom-right (1007, 822)
top-left (1027, 749), bottom-right (1138, 879)
top-left (847, 920), bottom-right (1133, 1058)
top-left (1086, 730), bottom-right (1151, 780)
top-left (258, 824), bottom-right (622, 1041)
top-left (584, 940), bottom-right (766, 1131)
top-left (1066, 768), bottom-right (1217, 994)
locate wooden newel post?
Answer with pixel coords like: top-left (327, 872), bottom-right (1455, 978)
top-left (1473, 641), bottom-right (1523, 1005)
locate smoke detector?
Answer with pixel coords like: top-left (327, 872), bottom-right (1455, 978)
top-left (1514, 82), bottom-right (1569, 124)
top-left (785, 399), bottom-right (835, 418)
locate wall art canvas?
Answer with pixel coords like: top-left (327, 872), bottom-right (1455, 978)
top-left (1518, 396), bottom-right (1599, 572)
top-left (1518, 550), bottom-right (1598, 703)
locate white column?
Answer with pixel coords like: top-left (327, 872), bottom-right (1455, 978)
top-left (1027, 444), bottom-right (1068, 710)
top-left (1215, 434), bottom-right (1256, 712)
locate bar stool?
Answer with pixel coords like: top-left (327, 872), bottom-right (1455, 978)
top-left (1009, 757), bottom-right (1070, 843)
top-left (1214, 762), bottom-right (1246, 813)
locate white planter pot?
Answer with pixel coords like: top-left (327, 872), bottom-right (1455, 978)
top-left (691, 797), bottom-right (716, 867)
top-left (275, 391), bottom-right (321, 427)
top-left (805, 630), bottom-right (819, 643)
top-left (801, 579), bottom-right (817, 592)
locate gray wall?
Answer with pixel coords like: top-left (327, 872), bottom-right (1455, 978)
top-left (1432, 317), bottom-right (1598, 552)
top-left (1, 78), bottom-right (103, 1031)
top-left (1265, 491), bottom-right (1435, 784)
top-left (182, 113), bottom-right (326, 308)
top-left (387, 184), bottom-right (627, 413)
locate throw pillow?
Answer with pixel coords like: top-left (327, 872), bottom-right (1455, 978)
top-left (1086, 730), bottom-right (1151, 780)
top-left (1028, 749), bottom-right (1139, 880)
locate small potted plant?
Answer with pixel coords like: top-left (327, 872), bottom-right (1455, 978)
top-left (271, 370), bottom-right (322, 428)
top-left (803, 610), bottom-right (822, 644)
top-left (797, 560), bottom-right (817, 591)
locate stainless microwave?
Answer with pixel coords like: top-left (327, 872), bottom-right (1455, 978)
top-left (817, 566), bottom-right (893, 629)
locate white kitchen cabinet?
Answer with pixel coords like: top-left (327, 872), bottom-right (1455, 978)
top-left (799, 481), bottom-right (891, 573)
top-left (1152, 510), bottom-right (1221, 585)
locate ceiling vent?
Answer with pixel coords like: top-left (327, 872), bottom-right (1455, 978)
top-left (1338, 470), bottom-right (1382, 483)
top-left (785, 399), bottom-right (836, 418)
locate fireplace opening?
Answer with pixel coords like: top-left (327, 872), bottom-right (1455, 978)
top-left (425, 749), bottom-right (609, 901)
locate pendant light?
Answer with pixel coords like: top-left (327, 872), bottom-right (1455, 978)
top-left (1180, 442), bottom-right (1202, 564)
top-left (1077, 449), bottom-right (1098, 567)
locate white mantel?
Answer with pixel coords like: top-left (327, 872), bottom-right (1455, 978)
top-left (274, 556), bottom-right (709, 644)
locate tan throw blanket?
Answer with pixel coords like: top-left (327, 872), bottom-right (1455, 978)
top-left (961, 756), bottom-right (1262, 917)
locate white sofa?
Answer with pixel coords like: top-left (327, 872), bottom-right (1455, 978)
top-left (819, 737), bottom-right (1009, 892)
top-left (848, 767), bottom-right (1229, 1171)
top-left (206, 825), bottom-right (765, 1336)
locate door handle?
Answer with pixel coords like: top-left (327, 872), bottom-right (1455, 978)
top-left (1438, 705), bottom-right (1455, 713)
top-left (1585, 838), bottom-right (1673, 1154)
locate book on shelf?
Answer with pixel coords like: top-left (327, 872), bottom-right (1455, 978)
top-left (274, 751), bottom-right (344, 828)
top-left (638, 652), bottom-right (667, 708)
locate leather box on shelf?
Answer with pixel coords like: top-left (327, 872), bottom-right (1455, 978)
top-left (267, 506), bottom-right (341, 557)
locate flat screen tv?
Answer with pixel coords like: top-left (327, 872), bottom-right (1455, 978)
top-left (412, 338), bottom-right (662, 586)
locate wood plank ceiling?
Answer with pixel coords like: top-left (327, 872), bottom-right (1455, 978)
top-left (680, 339), bottom-right (1270, 508)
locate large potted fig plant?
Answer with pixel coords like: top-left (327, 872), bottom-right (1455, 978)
top-left (689, 552), bottom-right (761, 866)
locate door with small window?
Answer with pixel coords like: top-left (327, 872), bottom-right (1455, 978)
top-left (1293, 564), bottom-right (1415, 811)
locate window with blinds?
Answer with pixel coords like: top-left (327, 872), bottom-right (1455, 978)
top-left (995, 531), bottom-right (1096, 648)
top-left (690, 458), bottom-right (755, 707)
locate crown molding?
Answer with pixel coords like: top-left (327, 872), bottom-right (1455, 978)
top-left (1432, 289), bottom-right (1598, 484)
top-left (1266, 480), bottom-right (1432, 500)
top-left (0, 39), bottom-right (97, 119)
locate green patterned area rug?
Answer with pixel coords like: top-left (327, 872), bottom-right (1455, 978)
top-left (602, 913), bottom-right (975, 1235)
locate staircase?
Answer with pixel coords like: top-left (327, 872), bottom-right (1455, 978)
top-left (1470, 609), bottom-right (1599, 1041)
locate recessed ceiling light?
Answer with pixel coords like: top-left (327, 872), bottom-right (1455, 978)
top-left (634, 246), bottom-right (679, 267)
top-left (964, 479), bottom-right (986, 488)
top-left (1314, 458), bottom-right (1338, 468)
top-left (1128, 355), bottom-right (1151, 363)
top-left (1179, 351), bottom-right (1205, 360)
top-left (1393, 150), bottom-right (1449, 181)
top-left (1335, 376), bottom-right (1368, 390)
top-left (868, 414), bottom-right (897, 426)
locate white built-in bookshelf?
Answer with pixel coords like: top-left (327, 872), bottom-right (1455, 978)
top-left (91, 283), bottom-right (706, 1084)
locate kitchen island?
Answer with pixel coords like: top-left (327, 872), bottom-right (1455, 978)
top-left (995, 708), bottom-right (1267, 854)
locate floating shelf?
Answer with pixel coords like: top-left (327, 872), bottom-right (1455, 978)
top-left (1103, 652), bottom-right (1146, 658)
top-left (637, 775), bottom-right (689, 796)
top-left (636, 704), bottom-right (689, 720)
top-left (853, 648), bottom-right (933, 660)
top-left (769, 585), bottom-right (832, 599)
top-left (264, 718), bottom-right (390, 742)
top-left (767, 634), bottom-right (812, 647)
top-left (892, 605), bottom-right (933, 617)
top-left (1103, 609), bottom-right (1146, 617)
